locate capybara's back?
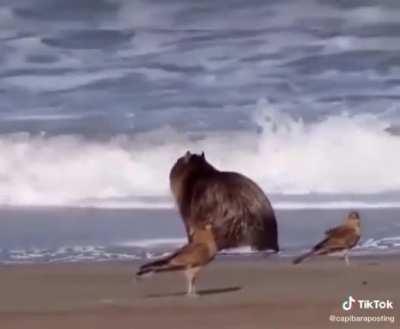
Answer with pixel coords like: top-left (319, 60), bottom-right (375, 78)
top-left (170, 151), bottom-right (279, 252)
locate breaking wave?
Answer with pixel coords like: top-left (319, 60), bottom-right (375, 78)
top-left (1, 102), bottom-right (400, 207)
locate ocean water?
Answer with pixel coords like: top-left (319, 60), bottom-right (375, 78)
top-left (0, 206), bottom-right (399, 264)
top-left (0, 0), bottom-right (400, 208)
top-left (1, 1), bottom-right (400, 263)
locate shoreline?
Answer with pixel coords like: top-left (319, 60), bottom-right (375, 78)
top-left (0, 250), bottom-right (399, 266)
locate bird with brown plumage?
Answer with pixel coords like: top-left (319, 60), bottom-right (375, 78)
top-left (136, 223), bottom-right (217, 297)
top-left (293, 211), bottom-right (361, 266)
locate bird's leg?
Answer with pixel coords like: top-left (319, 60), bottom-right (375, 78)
top-left (185, 267), bottom-right (199, 297)
top-left (344, 250), bottom-right (350, 266)
top-left (188, 277), bottom-right (197, 297)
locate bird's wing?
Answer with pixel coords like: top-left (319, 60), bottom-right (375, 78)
top-left (314, 226), bottom-right (359, 253)
top-left (325, 226), bottom-right (349, 236)
top-left (169, 242), bottom-right (215, 267)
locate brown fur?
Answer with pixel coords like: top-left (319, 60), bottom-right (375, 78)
top-left (169, 151), bottom-right (279, 252)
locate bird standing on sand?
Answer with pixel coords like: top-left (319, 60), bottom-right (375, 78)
top-left (136, 224), bottom-right (217, 297)
top-left (293, 211), bottom-right (361, 266)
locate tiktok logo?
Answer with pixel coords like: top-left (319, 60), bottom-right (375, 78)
top-left (341, 296), bottom-right (394, 311)
top-left (342, 296), bottom-right (356, 311)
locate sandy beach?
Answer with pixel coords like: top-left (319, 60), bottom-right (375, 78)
top-left (0, 256), bottom-right (398, 329)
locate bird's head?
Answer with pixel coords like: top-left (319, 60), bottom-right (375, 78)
top-left (346, 211), bottom-right (361, 228)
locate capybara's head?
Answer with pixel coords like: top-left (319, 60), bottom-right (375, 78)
top-left (169, 151), bottom-right (212, 196)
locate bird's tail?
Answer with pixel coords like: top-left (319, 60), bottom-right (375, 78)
top-left (136, 256), bottom-right (185, 277)
top-left (293, 250), bottom-right (315, 265)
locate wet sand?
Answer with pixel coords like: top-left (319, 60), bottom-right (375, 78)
top-left (0, 257), bottom-right (398, 329)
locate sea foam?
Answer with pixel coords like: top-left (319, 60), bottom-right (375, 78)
top-left (1, 102), bottom-right (400, 207)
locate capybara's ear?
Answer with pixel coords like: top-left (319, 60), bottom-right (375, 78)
top-left (184, 151), bottom-right (191, 162)
top-left (201, 151), bottom-right (205, 159)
